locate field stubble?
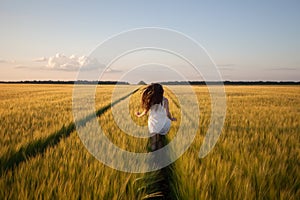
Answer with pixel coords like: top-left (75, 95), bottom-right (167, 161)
top-left (0, 84), bottom-right (299, 199)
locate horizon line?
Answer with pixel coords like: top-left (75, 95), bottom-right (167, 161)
top-left (0, 80), bottom-right (299, 85)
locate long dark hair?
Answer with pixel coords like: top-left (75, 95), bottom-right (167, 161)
top-left (141, 83), bottom-right (164, 112)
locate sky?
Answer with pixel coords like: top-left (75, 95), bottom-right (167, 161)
top-left (0, 0), bottom-right (299, 82)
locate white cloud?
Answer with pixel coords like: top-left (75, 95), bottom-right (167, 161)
top-left (45, 53), bottom-right (103, 71)
top-left (0, 58), bottom-right (15, 63)
top-left (33, 57), bottom-right (48, 62)
top-left (216, 64), bottom-right (236, 71)
top-left (267, 66), bottom-right (298, 71)
top-left (105, 67), bottom-right (123, 73)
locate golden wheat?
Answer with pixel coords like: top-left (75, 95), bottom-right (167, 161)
top-left (0, 84), bottom-right (299, 199)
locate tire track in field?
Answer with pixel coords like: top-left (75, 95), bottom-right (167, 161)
top-left (140, 136), bottom-right (179, 200)
top-left (0, 88), bottom-right (139, 176)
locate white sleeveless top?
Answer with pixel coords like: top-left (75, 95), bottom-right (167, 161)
top-left (148, 99), bottom-right (171, 134)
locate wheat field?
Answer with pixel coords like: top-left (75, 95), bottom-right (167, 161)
top-left (0, 84), bottom-right (299, 199)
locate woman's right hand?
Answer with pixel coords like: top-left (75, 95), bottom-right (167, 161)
top-left (170, 117), bottom-right (177, 121)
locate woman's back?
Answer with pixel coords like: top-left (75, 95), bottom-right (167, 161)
top-left (135, 84), bottom-right (175, 136)
top-left (149, 103), bottom-right (166, 120)
top-left (148, 99), bottom-right (170, 135)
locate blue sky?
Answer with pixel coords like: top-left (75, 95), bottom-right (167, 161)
top-left (0, 0), bottom-right (299, 81)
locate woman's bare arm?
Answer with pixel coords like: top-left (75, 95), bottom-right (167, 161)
top-left (135, 109), bottom-right (147, 118)
top-left (163, 97), bottom-right (177, 121)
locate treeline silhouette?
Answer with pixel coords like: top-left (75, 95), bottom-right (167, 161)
top-left (0, 80), bottom-right (299, 85)
top-left (0, 80), bottom-right (129, 85)
top-left (160, 81), bottom-right (300, 85)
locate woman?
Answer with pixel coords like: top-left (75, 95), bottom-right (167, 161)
top-left (136, 83), bottom-right (176, 150)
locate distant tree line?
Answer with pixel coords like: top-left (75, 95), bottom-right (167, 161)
top-left (0, 80), bottom-right (129, 85)
top-left (159, 81), bottom-right (300, 85)
top-left (0, 80), bottom-right (299, 85)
